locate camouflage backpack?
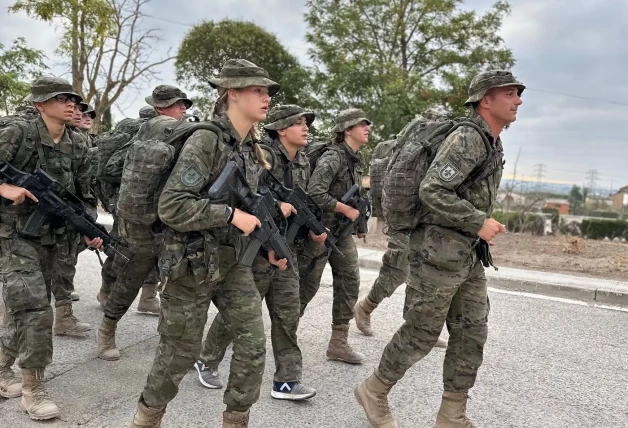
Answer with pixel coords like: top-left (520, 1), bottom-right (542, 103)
top-left (116, 118), bottom-right (231, 225)
top-left (369, 136), bottom-right (397, 218)
top-left (0, 116), bottom-right (43, 170)
top-left (382, 117), bottom-right (495, 232)
top-left (305, 140), bottom-right (346, 177)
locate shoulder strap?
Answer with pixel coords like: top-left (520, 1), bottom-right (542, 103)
top-left (12, 120), bottom-right (41, 170)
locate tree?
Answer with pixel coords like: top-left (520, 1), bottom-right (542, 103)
top-left (176, 19), bottom-right (317, 119)
top-left (306, 0), bottom-right (515, 163)
top-left (0, 38), bottom-right (48, 115)
top-left (10, 0), bottom-right (174, 130)
top-left (569, 185), bottom-right (584, 215)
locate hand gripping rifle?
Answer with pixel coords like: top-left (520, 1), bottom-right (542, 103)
top-left (207, 161), bottom-right (296, 269)
top-left (333, 184), bottom-right (372, 241)
top-left (0, 163), bottom-right (128, 263)
top-left (259, 169), bottom-right (343, 256)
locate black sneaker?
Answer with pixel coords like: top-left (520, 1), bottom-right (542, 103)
top-left (194, 361), bottom-right (223, 389)
top-left (271, 381), bottom-right (316, 401)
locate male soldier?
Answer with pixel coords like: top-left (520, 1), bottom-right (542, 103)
top-left (300, 108), bottom-right (370, 364)
top-left (355, 70), bottom-right (524, 428)
top-left (77, 105), bottom-right (97, 145)
top-left (0, 77), bottom-right (102, 420)
top-left (97, 85), bottom-right (192, 361)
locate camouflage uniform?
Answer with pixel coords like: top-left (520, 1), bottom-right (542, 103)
top-left (131, 59), bottom-right (281, 427)
top-left (201, 105), bottom-right (314, 384)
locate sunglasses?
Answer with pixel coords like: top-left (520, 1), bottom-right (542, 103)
top-left (52, 94), bottom-right (82, 105)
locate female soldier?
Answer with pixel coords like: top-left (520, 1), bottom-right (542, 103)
top-left (195, 105), bottom-right (325, 401)
top-left (129, 59), bottom-right (288, 428)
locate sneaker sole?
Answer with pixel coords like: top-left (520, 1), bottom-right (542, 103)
top-left (271, 390), bottom-right (316, 401)
top-left (195, 364), bottom-right (222, 389)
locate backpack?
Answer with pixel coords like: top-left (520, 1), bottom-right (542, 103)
top-left (369, 137), bottom-right (397, 218)
top-left (116, 118), bottom-right (230, 225)
top-left (305, 141), bottom-right (345, 176)
top-left (382, 117), bottom-right (495, 232)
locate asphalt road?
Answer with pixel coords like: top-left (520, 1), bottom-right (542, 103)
top-left (1, 252), bottom-right (626, 428)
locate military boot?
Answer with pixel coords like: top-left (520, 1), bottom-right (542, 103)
top-left (223, 409), bottom-right (250, 428)
top-left (97, 317), bottom-right (121, 361)
top-left (21, 368), bottom-right (60, 421)
top-left (326, 324), bottom-right (365, 364)
top-left (0, 348), bottom-right (22, 398)
top-left (434, 391), bottom-right (476, 428)
top-left (354, 297), bottom-right (378, 336)
top-left (97, 279), bottom-right (112, 310)
top-left (54, 302), bottom-right (92, 336)
top-left (355, 369), bottom-right (398, 428)
top-left (137, 283), bottom-right (160, 315)
top-left (129, 399), bottom-right (166, 427)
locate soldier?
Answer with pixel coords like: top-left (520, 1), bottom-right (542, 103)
top-left (299, 108), bottom-right (370, 364)
top-left (355, 70), bottom-right (524, 428)
top-left (196, 105), bottom-right (322, 401)
top-left (77, 105), bottom-right (97, 145)
top-left (0, 77), bottom-right (102, 421)
top-left (139, 105), bottom-right (157, 120)
top-left (97, 85), bottom-right (192, 362)
top-left (129, 59), bottom-right (285, 428)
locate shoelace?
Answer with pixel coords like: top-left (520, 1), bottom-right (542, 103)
top-left (31, 381), bottom-right (50, 406)
top-left (377, 387), bottom-right (393, 416)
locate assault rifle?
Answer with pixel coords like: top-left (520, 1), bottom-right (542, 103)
top-left (334, 184), bottom-right (372, 241)
top-left (208, 161), bottom-right (296, 269)
top-left (0, 163), bottom-right (128, 262)
top-left (260, 170), bottom-right (342, 256)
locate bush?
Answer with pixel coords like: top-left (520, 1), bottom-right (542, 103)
top-left (541, 207), bottom-right (560, 226)
top-left (580, 219), bottom-right (628, 240)
top-left (589, 211), bottom-right (619, 219)
top-left (492, 211), bottom-right (544, 235)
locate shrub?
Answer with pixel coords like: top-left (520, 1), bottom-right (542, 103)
top-left (580, 219), bottom-right (628, 240)
top-left (589, 211), bottom-right (619, 219)
top-left (492, 211), bottom-right (544, 235)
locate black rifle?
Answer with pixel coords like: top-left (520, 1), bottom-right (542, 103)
top-left (260, 170), bottom-right (343, 256)
top-left (333, 184), bottom-right (372, 241)
top-left (208, 161), bottom-right (296, 269)
top-left (0, 163), bottom-right (128, 262)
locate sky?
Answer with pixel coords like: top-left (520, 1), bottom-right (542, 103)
top-left (2, 0), bottom-right (628, 192)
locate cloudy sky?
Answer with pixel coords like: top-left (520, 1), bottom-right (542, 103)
top-left (2, 0), bottom-right (628, 191)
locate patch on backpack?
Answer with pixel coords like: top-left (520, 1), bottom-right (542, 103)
top-left (438, 162), bottom-right (460, 182)
top-left (181, 164), bottom-right (206, 187)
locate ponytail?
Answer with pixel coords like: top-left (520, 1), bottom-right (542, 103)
top-left (212, 88), bottom-right (228, 119)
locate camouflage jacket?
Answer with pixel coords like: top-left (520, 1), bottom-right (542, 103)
top-left (0, 117), bottom-right (96, 242)
top-left (263, 136), bottom-right (310, 190)
top-left (307, 140), bottom-right (365, 231)
top-left (419, 114), bottom-right (503, 237)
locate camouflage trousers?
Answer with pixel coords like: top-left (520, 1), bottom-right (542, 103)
top-left (366, 234), bottom-right (410, 305)
top-left (201, 254), bottom-right (302, 382)
top-left (141, 264), bottom-right (265, 412)
top-left (49, 227), bottom-right (81, 305)
top-left (101, 215), bottom-right (120, 287)
top-left (0, 235), bottom-right (56, 368)
top-left (299, 234), bottom-right (360, 325)
top-left (378, 226), bottom-right (489, 392)
top-left (104, 219), bottom-right (159, 321)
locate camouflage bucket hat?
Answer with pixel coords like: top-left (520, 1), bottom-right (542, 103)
top-left (23, 76), bottom-right (83, 103)
top-left (145, 85), bottom-right (193, 109)
top-left (83, 104), bottom-right (96, 119)
top-left (138, 105), bottom-right (157, 119)
top-left (464, 70), bottom-right (526, 106)
top-left (208, 59), bottom-right (281, 97)
top-left (78, 102), bottom-right (89, 113)
top-left (331, 108), bottom-right (371, 132)
top-left (263, 104), bottom-right (315, 130)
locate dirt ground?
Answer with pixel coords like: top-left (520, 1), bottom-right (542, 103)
top-left (357, 223), bottom-right (628, 281)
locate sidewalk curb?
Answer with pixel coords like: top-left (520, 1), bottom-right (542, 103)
top-left (357, 255), bottom-right (628, 307)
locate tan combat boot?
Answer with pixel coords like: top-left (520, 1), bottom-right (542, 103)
top-left (434, 391), bottom-right (476, 428)
top-left (326, 324), bottom-right (365, 364)
top-left (54, 302), bottom-right (92, 336)
top-left (355, 369), bottom-right (398, 428)
top-left (223, 409), bottom-right (250, 428)
top-left (0, 348), bottom-right (22, 398)
top-left (354, 297), bottom-right (378, 336)
top-left (97, 279), bottom-right (112, 310)
top-left (97, 317), bottom-right (121, 361)
top-left (21, 368), bottom-right (60, 420)
top-left (137, 283), bottom-right (160, 315)
top-left (129, 400), bottom-right (166, 427)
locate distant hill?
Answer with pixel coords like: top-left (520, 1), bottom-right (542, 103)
top-left (501, 180), bottom-right (616, 198)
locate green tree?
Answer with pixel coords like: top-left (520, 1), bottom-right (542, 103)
top-left (306, 0), bottom-right (515, 163)
top-left (569, 185), bottom-right (584, 215)
top-left (0, 38), bottom-right (48, 115)
top-left (176, 19), bottom-right (317, 119)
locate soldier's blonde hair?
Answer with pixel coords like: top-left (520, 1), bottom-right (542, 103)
top-left (212, 87), bottom-right (269, 169)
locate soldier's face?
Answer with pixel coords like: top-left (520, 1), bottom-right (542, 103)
top-left (157, 100), bottom-right (188, 120)
top-left (345, 121), bottom-right (370, 145)
top-left (36, 94), bottom-right (78, 123)
top-left (70, 104), bottom-right (83, 127)
top-left (79, 113), bottom-right (93, 131)
top-left (485, 86), bottom-right (523, 124)
top-left (232, 86), bottom-right (271, 122)
top-left (279, 116), bottom-right (309, 147)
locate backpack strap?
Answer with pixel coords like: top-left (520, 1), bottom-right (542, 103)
top-left (12, 120), bottom-right (41, 170)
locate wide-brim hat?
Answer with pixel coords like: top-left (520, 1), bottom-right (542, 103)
top-left (263, 105), bottom-right (315, 130)
top-left (83, 105), bottom-right (96, 119)
top-left (23, 77), bottom-right (83, 103)
top-left (209, 59), bottom-right (281, 97)
top-left (331, 108), bottom-right (371, 132)
top-left (464, 70), bottom-right (526, 106)
top-left (145, 85), bottom-right (193, 109)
